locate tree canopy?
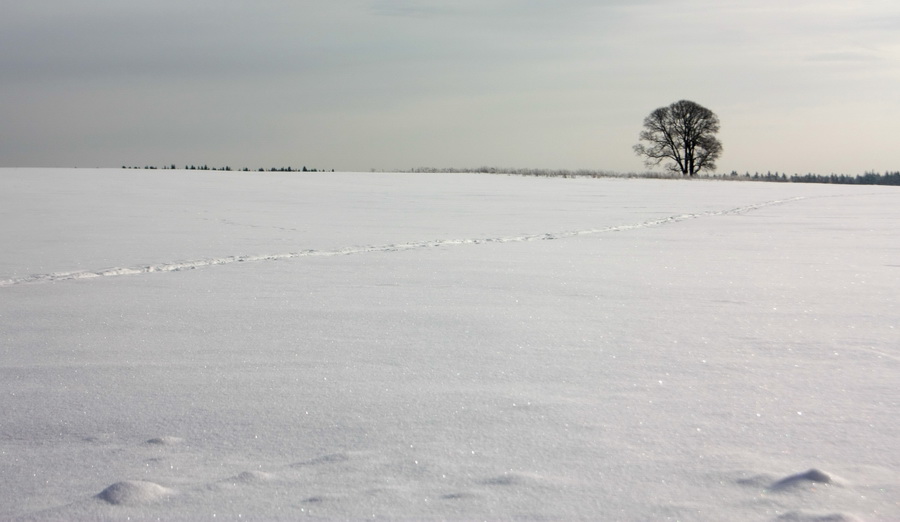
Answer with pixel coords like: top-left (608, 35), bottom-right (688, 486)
top-left (634, 100), bottom-right (722, 176)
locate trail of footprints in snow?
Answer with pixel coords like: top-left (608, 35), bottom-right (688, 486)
top-left (1, 197), bottom-right (804, 287)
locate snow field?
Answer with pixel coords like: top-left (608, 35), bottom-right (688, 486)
top-left (1, 169), bottom-right (898, 520)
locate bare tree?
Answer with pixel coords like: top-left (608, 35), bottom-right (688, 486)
top-left (634, 100), bottom-right (722, 176)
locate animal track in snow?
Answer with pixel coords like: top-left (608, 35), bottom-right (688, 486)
top-left (0, 197), bottom-right (805, 287)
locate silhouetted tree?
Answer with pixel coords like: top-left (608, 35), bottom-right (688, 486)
top-left (634, 100), bottom-right (722, 176)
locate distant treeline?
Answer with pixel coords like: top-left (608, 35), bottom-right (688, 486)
top-left (404, 167), bottom-right (683, 179)
top-left (118, 164), bottom-right (899, 186)
top-left (122, 165), bottom-right (334, 172)
top-left (724, 170), bottom-right (900, 186)
top-left (405, 167), bottom-right (900, 186)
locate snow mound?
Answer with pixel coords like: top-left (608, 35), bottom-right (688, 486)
top-left (480, 473), bottom-right (533, 487)
top-left (145, 436), bottom-right (183, 445)
top-left (231, 470), bottom-right (274, 483)
top-left (291, 452), bottom-right (350, 467)
top-left (82, 433), bottom-right (116, 443)
top-left (441, 492), bottom-right (473, 500)
top-left (97, 480), bottom-right (174, 505)
top-left (770, 469), bottom-right (840, 491)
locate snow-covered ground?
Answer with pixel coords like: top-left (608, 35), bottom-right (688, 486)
top-left (2, 168), bottom-right (898, 521)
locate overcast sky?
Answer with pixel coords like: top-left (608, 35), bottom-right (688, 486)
top-left (2, 1), bottom-right (898, 174)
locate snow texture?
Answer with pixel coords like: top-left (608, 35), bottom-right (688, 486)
top-left (1, 168), bottom-right (899, 520)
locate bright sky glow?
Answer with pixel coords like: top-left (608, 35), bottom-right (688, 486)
top-left (2, 1), bottom-right (898, 173)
